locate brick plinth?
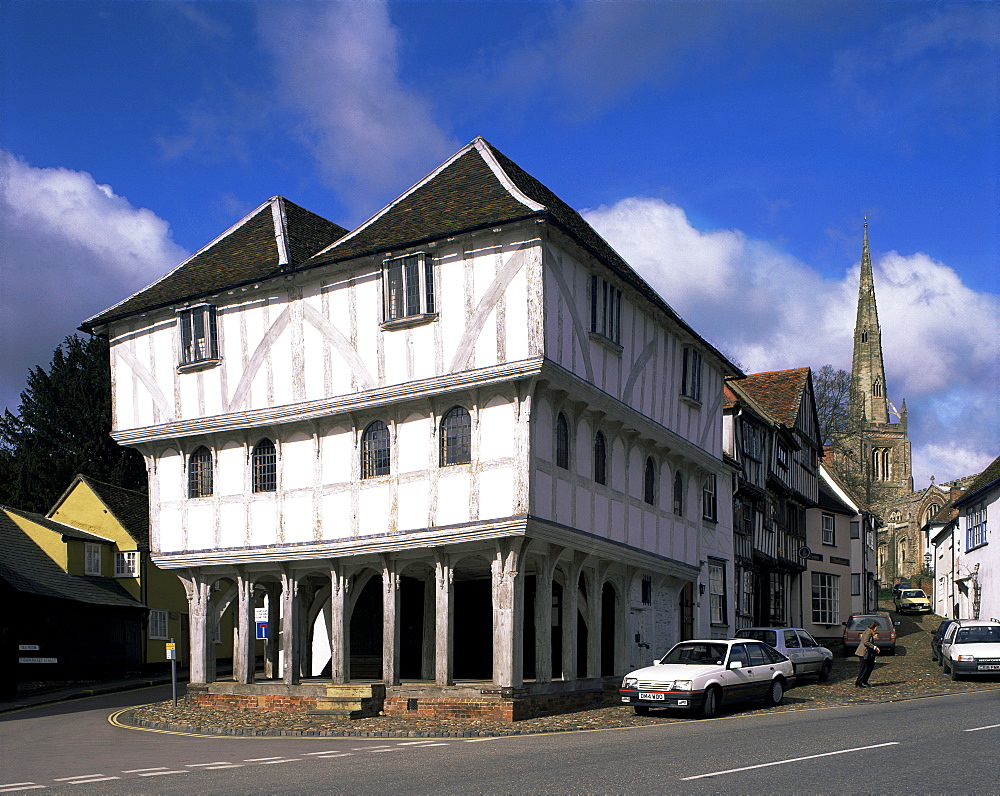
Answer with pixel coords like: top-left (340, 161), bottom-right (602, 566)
top-left (384, 688), bottom-right (615, 722)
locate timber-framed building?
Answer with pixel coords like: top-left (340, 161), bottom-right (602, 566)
top-left (82, 138), bottom-right (739, 719)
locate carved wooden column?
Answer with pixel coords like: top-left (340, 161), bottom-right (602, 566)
top-left (264, 581), bottom-right (280, 679)
top-left (561, 556), bottom-right (584, 681)
top-left (177, 570), bottom-right (212, 685)
top-left (234, 567), bottom-right (256, 684)
top-left (329, 562), bottom-right (350, 684)
top-left (492, 539), bottom-right (524, 688)
top-left (280, 566), bottom-right (300, 685)
top-left (434, 553), bottom-right (454, 686)
top-left (534, 545), bottom-right (564, 683)
top-left (381, 556), bottom-right (401, 687)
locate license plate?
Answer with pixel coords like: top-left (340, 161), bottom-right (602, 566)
top-left (977, 664), bottom-right (1000, 671)
top-left (638, 691), bottom-right (665, 700)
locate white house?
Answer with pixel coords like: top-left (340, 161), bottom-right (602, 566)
top-left (81, 138), bottom-right (739, 719)
top-left (932, 455), bottom-right (1000, 623)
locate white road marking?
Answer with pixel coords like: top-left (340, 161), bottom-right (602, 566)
top-left (202, 765), bottom-right (245, 770)
top-left (0, 786), bottom-right (45, 793)
top-left (302, 750), bottom-right (346, 755)
top-left (352, 745), bottom-right (391, 750)
top-left (121, 767), bottom-right (168, 773)
top-left (243, 756), bottom-right (285, 762)
top-left (964, 723), bottom-right (1000, 732)
top-left (414, 743), bottom-right (450, 747)
top-left (464, 737), bottom-right (498, 742)
top-left (185, 762), bottom-right (234, 767)
top-left (138, 770), bottom-right (190, 777)
top-left (368, 749), bottom-right (396, 753)
top-left (312, 753), bottom-right (354, 759)
top-left (66, 777), bottom-right (120, 784)
top-left (258, 759), bottom-right (299, 765)
top-left (53, 775), bottom-right (104, 782)
top-left (681, 742), bottom-right (900, 781)
top-left (396, 741), bottom-right (439, 746)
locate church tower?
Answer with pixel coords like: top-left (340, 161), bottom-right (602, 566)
top-left (843, 219), bottom-right (913, 502)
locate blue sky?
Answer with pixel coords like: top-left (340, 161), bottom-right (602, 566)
top-left (1, 0), bottom-right (997, 486)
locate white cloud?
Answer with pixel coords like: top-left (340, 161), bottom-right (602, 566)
top-left (584, 197), bottom-right (1000, 486)
top-left (0, 151), bottom-right (188, 413)
top-left (256, 1), bottom-right (456, 217)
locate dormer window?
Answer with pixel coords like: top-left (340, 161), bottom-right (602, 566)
top-left (590, 275), bottom-right (622, 345)
top-left (178, 305), bottom-right (219, 366)
top-left (383, 253), bottom-right (435, 325)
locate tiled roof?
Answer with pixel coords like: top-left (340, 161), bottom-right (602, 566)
top-left (954, 454), bottom-right (1000, 507)
top-left (81, 198), bottom-right (348, 330)
top-left (736, 368), bottom-right (812, 428)
top-left (3, 505), bottom-right (111, 543)
top-left (819, 483), bottom-right (855, 515)
top-left (75, 475), bottom-right (150, 548)
top-left (0, 508), bottom-right (144, 608)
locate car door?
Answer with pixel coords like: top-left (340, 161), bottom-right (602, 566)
top-left (723, 643), bottom-right (758, 702)
top-left (940, 622), bottom-right (959, 663)
top-left (782, 629), bottom-right (808, 674)
top-left (795, 630), bottom-right (824, 673)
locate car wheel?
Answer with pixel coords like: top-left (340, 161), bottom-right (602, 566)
top-left (764, 678), bottom-right (784, 706)
top-left (633, 705), bottom-right (650, 716)
top-left (818, 661), bottom-right (831, 683)
top-left (886, 647), bottom-right (896, 656)
top-left (700, 686), bottom-right (720, 719)
top-left (951, 667), bottom-right (962, 682)
top-left (942, 657), bottom-right (951, 674)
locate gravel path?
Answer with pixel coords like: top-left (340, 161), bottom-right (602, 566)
top-left (125, 607), bottom-right (1000, 737)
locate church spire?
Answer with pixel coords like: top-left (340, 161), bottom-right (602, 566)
top-left (848, 217), bottom-right (890, 424)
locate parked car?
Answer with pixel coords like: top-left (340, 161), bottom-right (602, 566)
top-left (891, 582), bottom-right (912, 599)
top-left (842, 612), bottom-right (898, 656)
top-left (893, 588), bottom-right (932, 614)
top-left (619, 638), bottom-right (796, 719)
top-left (734, 627), bottom-right (833, 682)
top-left (940, 620), bottom-right (1000, 681)
top-left (931, 619), bottom-right (961, 664)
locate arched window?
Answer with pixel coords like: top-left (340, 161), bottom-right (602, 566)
top-left (188, 446), bottom-right (213, 498)
top-left (252, 438), bottom-right (277, 493)
top-left (673, 471), bottom-right (684, 516)
top-left (594, 431), bottom-right (607, 485)
top-left (643, 457), bottom-right (656, 505)
top-left (873, 377), bottom-right (883, 397)
top-left (361, 420), bottom-right (391, 478)
top-left (440, 406), bottom-right (471, 466)
top-left (925, 502), bottom-right (940, 523)
top-left (556, 412), bottom-right (570, 470)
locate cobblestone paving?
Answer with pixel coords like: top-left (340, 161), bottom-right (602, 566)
top-left (126, 608), bottom-right (1000, 737)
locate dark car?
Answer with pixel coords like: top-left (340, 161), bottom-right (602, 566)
top-left (842, 612), bottom-right (898, 656)
top-left (931, 619), bottom-right (960, 664)
top-left (891, 582), bottom-right (913, 599)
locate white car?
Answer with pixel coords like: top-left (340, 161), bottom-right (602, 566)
top-left (940, 620), bottom-right (1000, 680)
top-left (620, 638), bottom-right (796, 718)
top-left (735, 627), bottom-right (833, 682)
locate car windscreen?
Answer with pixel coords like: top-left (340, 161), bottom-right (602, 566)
top-left (900, 590), bottom-right (925, 598)
top-left (848, 617), bottom-right (890, 631)
top-left (661, 643), bottom-right (728, 665)
top-left (955, 627), bottom-right (1000, 644)
top-left (735, 629), bottom-right (777, 647)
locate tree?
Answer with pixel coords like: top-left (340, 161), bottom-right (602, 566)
top-left (812, 364), bottom-right (851, 447)
top-left (0, 335), bottom-right (146, 513)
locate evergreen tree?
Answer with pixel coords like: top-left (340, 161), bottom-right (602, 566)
top-left (0, 335), bottom-right (146, 512)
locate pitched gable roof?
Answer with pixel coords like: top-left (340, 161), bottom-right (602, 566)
top-left (737, 368), bottom-right (812, 429)
top-left (81, 197), bottom-right (348, 330)
top-left (954, 454), bottom-right (1000, 508)
top-left (306, 137), bottom-right (739, 375)
top-left (2, 505), bottom-right (113, 543)
top-left (49, 475), bottom-right (150, 548)
top-left (0, 508), bottom-right (143, 608)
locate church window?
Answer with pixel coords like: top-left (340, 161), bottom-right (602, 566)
top-left (178, 305), bottom-right (219, 365)
top-left (383, 253), bottom-right (435, 323)
top-left (681, 347), bottom-right (703, 402)
top-left (673, 472), bottom-right (684, 516)
top-left (252, 438), bottom-right (277, 492)
top-left (873, 378), bottom-right (883, 397)
top-left (644, 457), bottom-right (656, 505)
top-left (361, 421), bottom-right (391, 478)
top-left (555, 412), bottom-right (570, 469)
top-left (188, 446), bottom-right (213, 498)
top-left (590, 275), bottom-right (623, 345)
top-left (861, 330), bottom-right (868, 343)
top-left (924, 503), bottom-right (940, 524)
top-left (440, 406), bottom-right (472, 466)
top-left (594, 431), bottom-right (607, 485)
top-left (872, 447), bottom-right (892, 481)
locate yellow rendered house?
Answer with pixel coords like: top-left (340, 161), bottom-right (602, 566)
top-left (39, 475), bottom-right (234, 668)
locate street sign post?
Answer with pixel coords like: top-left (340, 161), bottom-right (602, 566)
top-left (167, 640), bottom-right (177, 707)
